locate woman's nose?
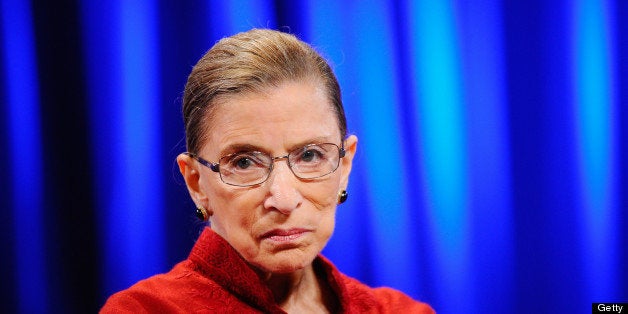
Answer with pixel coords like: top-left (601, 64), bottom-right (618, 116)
top-left (263, 160), bottom-right (303, 215)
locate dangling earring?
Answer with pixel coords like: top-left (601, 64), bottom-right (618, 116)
top-left (196, 206), bottom-right (209, 221)
top-left (337, 190), bottom-right (348, 204)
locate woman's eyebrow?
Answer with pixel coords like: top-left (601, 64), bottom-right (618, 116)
top-left (219, 143), bottom-right (265, 156)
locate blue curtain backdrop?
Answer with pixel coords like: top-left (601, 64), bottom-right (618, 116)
top-left (1, 0), bottom-right (626, 313)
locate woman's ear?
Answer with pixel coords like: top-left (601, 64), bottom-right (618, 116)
top-left (339, 135), bottom-right (358, 190)
top-left (176, 153), bottom-right (208, 208)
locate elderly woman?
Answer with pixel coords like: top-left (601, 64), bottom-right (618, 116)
top-left (101, 29), bottom-right (433, 313)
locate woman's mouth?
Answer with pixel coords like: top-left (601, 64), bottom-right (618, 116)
top-left (261, 228), bottom-right (311, 243)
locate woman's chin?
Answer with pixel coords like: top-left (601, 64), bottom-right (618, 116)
top-left (253, 251), bottom-right (315, 274)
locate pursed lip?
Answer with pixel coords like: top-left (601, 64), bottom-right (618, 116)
top-left (260, 228), bottom-right (312, 242)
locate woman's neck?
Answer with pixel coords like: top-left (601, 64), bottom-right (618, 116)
top-left (261, 265), bottom-right (335, 313)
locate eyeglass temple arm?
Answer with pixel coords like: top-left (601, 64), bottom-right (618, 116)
top-left (184, 152), bottom-right (220, 172)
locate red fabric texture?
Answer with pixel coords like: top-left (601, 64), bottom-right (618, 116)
top-left (100, 228), bottom-right (434, 313)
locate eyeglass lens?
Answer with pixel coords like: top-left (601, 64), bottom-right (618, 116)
top-left (218, 143), bottom-right (342, 186)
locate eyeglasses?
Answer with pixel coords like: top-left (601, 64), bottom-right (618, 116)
top-left (185, 143), bottom-right (346, 187)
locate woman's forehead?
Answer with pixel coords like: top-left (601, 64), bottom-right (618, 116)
top-left (201, 82), bottom-right (341, 156)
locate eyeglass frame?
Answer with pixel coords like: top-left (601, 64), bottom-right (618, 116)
top-left (184, 142), bottom-right (346, 187)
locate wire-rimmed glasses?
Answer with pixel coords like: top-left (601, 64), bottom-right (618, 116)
top-left (185, 142), bottom-right (345, 187)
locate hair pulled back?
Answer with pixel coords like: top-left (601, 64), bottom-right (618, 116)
top-left (182, 29), bottom-right (347, 154)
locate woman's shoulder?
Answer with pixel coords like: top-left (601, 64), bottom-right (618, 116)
top-left (337, 275), bottom-right (435, 314)
top-left (99, 260), bottom-right (250, 313)
top-left (315, 255), bottom-right (433, 314)
top-left (369, 286), bottom-right (435, 314)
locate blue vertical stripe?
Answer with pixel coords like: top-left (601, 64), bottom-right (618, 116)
top-left (350, 2), bottom-right (415, 292)
top-left (458, 0), bottom-right (514, 311)
top-left (0, 0), bottom-right (47, 312)
top-left (119, 0), bottom-right (165, 284)
top-left (574, 0), bottom-right (618, 299)
top-left (409, 0), bottom-right (470, 311)
top-left (80, 0), bottom-right (165, 295)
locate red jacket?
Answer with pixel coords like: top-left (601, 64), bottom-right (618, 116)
top-left (101, 228), bottom-right (434, 313)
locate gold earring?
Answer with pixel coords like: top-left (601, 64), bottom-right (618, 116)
top-left (337, 190), bottom-right (348, 204)
top-left (196, 206), bottom-right (209, 221)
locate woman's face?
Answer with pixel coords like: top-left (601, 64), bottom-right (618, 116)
top-left (186, 80), bottom-right (357, 274)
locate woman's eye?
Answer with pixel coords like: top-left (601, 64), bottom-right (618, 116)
top-left (235, 157), bottom-right (252, 169)
top-left (300, 149), bottom-right (323, 162)
top-left (226, 153), bottom-right (265, 170)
